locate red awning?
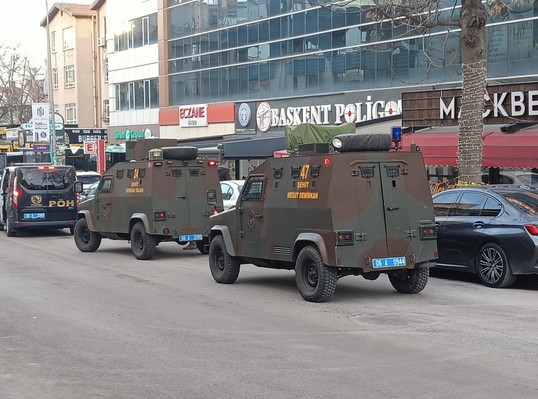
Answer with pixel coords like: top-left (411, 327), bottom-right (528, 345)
top-left (401, 130), bottom-right (538, 168)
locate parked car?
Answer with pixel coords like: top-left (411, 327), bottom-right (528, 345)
top-left (220, 180), bottom-right (244, 210)
top-left (432, 186), bottom-right (538, 288)
top-left (481, 171), bottom-right (538, 186)
top-left (76, 171), bottom-right (101, 189)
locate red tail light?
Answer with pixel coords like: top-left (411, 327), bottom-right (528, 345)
top-left (336, 231), bottom-right (354, 246)
top-left (12, 176), bottom-right (19, 209)
top-left (420, 225), bottom-right (437, 240)
top-left (524, 225), bottom-right (538, 235)
top-left (212, 208), bottom-right (219, 215)
top-left (154, 211), bottom-right (167, 221)
top-left (208, 160), bottom-right (217, 167)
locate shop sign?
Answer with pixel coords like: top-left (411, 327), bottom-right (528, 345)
top-left (402, 83), bottom-right (538, 126)
top-left (114, 128), bottom-right (152, 141)
top-left (179, 104), bottom-right (208, 127)
top-left (32, 144), bottom-right (50, 152)
top-left (65, 128), bottom-right (108, 145)
top-left (254, 97), bottom-right (401, 132)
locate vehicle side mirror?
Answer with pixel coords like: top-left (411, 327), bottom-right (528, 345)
top-left (74, 181), bottom-right (84, 194)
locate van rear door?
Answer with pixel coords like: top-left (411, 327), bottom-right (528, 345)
top-left (16, 166), bottom-right (77, 225)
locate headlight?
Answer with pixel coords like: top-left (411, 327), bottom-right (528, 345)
top-left (331, 137), bottom-right (343, 149)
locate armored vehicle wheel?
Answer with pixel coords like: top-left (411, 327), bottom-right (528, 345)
top-left (209, 235), bottom-right (240, 283)
top-left (6, 218), bottom-right (17, 237)
top-left (74, 218), bottom-right (102, 252)
top-left (197, 238), bottom-right (209, 255)
top-left (477, 243), bottom-right (516, 288)
top-left (162, 146), bottom-right (198, 161)
top-left (130, 222), bottom-right (157, 260)
top-left (295, 245), bottom-right (337, 303)
top-left (388, 266), bottom-right (429, 294)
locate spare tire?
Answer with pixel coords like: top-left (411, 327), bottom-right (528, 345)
top-left (162, 146), bottom-right (198, 160)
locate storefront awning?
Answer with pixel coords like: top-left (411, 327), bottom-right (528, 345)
top-left (401, 130), bottom-right (538, 168)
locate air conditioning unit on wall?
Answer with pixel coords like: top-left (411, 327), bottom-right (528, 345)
top-left (97, 37), bottom-right (105, 47)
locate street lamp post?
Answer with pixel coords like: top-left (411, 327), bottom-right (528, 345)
top-left (45, 0), bottom-right (56, 164)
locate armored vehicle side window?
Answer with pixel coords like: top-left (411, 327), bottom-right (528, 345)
top-left (242, 179), bottom-right (263, 200)
top-left (100, 177), bottom-right (113, 193)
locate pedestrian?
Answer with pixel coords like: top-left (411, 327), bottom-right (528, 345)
top-left (218, 160), bottom-right (231, 181)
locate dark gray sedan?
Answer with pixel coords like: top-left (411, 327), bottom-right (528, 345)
top-left (432, 186), bottom-right (538, 288)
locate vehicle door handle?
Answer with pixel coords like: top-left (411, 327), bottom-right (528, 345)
top-left (387, 206), bottom-right (399, 211)
top-left (177, 196), bottom-right (186, 199)
top-left (254, 214), bottom-right (263, 219)
top-left (472, 222), bottom-right (484, 228)
top-left (106, 201), bottom-right (112, 205)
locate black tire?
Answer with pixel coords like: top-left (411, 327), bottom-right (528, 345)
top-left (388, 266), bottom-right (429, 294)
top-left (162, 146), bottom-right (198, 161)
top-left (130, 222), bottom-right (157, 260)
top-left (69, 226), bottom-right (75, 235)
top-left (295, 245), bottom-right (337, 303)
top-left (0, 222), bottom-right (4, 231)
top-left (74, 218), bottom-right (102, 252)
top-left (197, 238), bottom-right (210, 255)
top-left (209, 235), bottom-right (240, 283)
top-left (6, 218), bottom-right (16, 237)
top-left (477, 243), bottom-right (516, 288)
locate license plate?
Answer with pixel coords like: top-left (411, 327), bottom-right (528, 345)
top-left (23, 213), bottom-right (45, 220)
top-left (179, 234), bottom-right (203, 241)
top-left (372, 256), bottom-right (407, 268)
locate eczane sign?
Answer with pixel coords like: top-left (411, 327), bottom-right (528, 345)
top-left (179, 104), bottom-right (208, 127)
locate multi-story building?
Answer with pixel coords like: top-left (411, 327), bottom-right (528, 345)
top-left (41, 2), bottom-right (104, 128)
top-left (46, 1), bottom-right (538, 175)
top-left (106, 0), bottom-right (160, 143)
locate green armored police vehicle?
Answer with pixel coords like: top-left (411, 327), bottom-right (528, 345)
top-left (208, 133), bottom-right (438, 302)
top-left (74, 142), bottom-right (223, 260)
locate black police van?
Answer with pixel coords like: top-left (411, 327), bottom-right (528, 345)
top-left (0, 164), bottom-right (79, 236)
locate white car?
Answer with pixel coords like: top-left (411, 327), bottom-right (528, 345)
top-left (220, 180), bottom-right (244, 210)
top-left (76, 171), bottom-right (101, 189)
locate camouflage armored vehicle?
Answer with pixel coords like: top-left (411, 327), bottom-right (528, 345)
top-left (208, 133), bottom-right (438, 302)
top-left (74, 144), bottom-right (223, 260)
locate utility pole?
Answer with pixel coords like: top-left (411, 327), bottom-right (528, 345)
top-left (45, 0), bottom-right (56, 164)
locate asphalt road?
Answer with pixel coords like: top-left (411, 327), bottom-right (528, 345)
top-left (1, 229), bottom-right (538, 399)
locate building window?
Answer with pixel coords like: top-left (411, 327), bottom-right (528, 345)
top-left (52, 68), bottom-right (58, 90)
top-left (63, 27), bottom-right (74, 50)
top-left (65, 103), bottom-right (76, 124)
top-left (103, 100), bottom-right (109, 123)
top-left (114, 13), bottom-right (158, 52)
top-left (64, 65), bottom-right (75, 88)
top-left (104, 58), bottom-right (109, 83)
top-left (51, 31), bottom-right (56, 53)
top-left (114, 78), bottom-right (159, 110)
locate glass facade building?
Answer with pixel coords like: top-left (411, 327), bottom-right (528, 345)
top-left (165, 0), bottom-right (538, 105)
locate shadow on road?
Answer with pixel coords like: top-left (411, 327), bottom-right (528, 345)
top-left (430, 268), bottom-right (538, 290)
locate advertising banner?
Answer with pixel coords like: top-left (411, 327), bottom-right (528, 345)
top-left (32, 103), bottom-right (50, 143)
